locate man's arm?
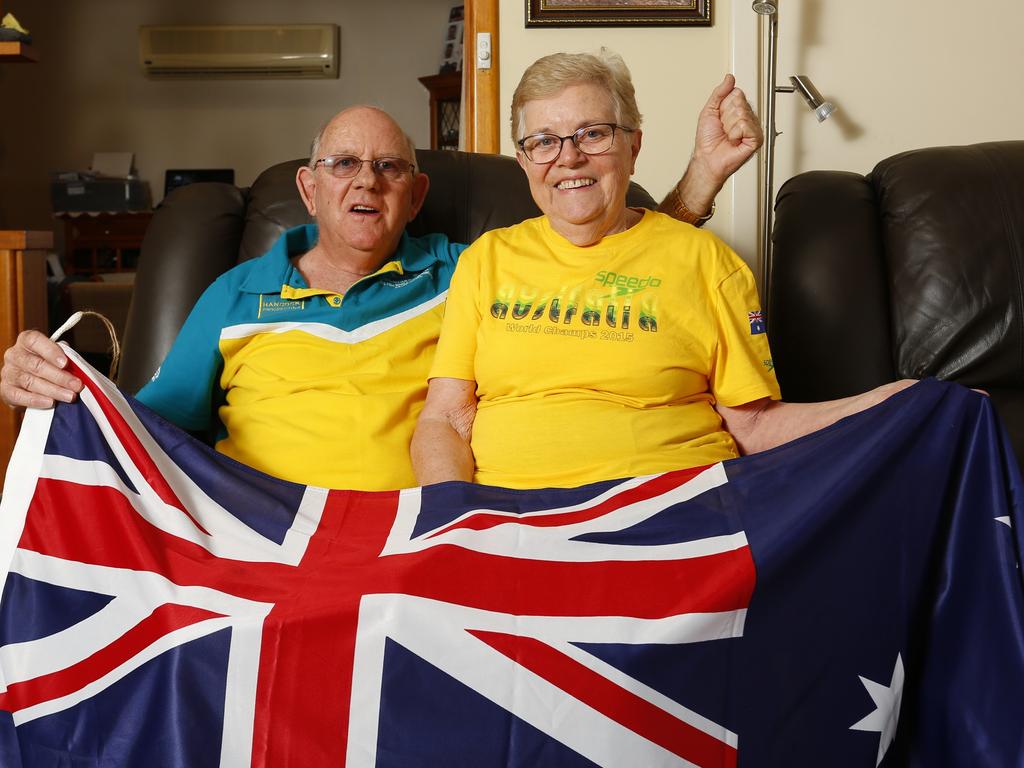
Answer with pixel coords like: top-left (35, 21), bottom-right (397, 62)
top-left (1, 330), bottom-right (84, 408)
top-left (715, 380), bottom-right (918, 455)
top-left (132, 288), bottom-right (227, 432)
top-left (411, 377), bottom-right (477, 485)
top-left (659, 74), bottom-right (763, 226)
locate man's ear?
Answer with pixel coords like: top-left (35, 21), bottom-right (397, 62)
top-left (408, 172), bottom-right (431, 221)
top-left (515, 151), bottom-right (528, 173)
top-left (296, 165), bottom-right (317, 217)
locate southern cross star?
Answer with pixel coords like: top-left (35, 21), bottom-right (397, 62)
top-left (850, 653), bottom-right (905, 767)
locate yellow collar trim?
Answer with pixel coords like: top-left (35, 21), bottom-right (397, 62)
top-left (374, 260), bottom-right (405, 277)
top-left (277, 260), bottom-right (403, 301)
top-left (280, 284), bottom-right (337, 300)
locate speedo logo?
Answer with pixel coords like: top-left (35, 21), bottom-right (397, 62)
top-left (595, 270), bottom-right (662, 296)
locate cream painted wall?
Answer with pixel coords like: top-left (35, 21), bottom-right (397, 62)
top-left (0, 0), bottom-right (454, 230)
top-left (742, 0), bottom-right (1024, 269)
top-left (498, 0), bottom-right (749, 254)
top-left (770, 1), bottom-right (1024, 186)
top-left (499, 0), bottom-right (1024, 272)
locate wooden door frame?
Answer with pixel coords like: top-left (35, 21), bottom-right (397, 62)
top-left (462, 0), bottom-right (500, 154)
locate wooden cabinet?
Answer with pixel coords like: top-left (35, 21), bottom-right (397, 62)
top-left (60, 211), bottom-right (153, 276)
top-left (418, 71), bottom-right (462, 151)
top-left (0, 230), bottom-right (50, 489)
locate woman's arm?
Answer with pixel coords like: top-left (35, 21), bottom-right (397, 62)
top-left (659, 74), bottom-right (762, 225)
top-left (715, 380), bottom-right (918, 455)
top-left (411, 377), bottom-right (479, 485)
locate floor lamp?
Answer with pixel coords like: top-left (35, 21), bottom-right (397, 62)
top-left (754, 0), bottom-right (836, 311)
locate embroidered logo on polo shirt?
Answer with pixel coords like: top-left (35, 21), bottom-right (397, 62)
top-left (258, 295), bottom-right (306, 318)
top-left (383, 271), bottom-right (430, 289)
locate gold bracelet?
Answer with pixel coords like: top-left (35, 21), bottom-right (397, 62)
top-left (673, 184), bottom-right (715, 228)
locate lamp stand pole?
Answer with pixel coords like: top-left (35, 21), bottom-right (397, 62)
top-left (757, 7), bottom-right (780, 313)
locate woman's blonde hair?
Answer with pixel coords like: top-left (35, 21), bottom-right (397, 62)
top-left (510, 49), bottom-right (642, 144)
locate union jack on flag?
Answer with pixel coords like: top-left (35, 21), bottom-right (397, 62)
top-left (1, 349), bottom-right (1023, 767)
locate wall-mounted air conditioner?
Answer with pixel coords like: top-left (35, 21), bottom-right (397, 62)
top-left (139, 24), bottom-right (339, 79)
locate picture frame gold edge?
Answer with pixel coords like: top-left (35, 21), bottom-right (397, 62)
top-left (525, 0), bottom-right (712, 28)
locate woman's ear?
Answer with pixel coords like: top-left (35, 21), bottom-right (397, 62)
top-left (630, 129), bottom-right (643, 175)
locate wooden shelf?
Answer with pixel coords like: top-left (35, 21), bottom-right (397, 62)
top-left (0, 41), bottom-right (37, 62)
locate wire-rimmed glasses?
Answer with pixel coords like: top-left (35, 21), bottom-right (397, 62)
top-left (312, 155), bottom-right (416, 181)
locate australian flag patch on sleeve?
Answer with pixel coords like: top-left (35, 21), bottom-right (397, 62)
top-left (748, 310), bottom-right (766, 335)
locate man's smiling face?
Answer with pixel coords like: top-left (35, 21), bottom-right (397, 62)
top-left (297, 107), bottom-right (429, 266)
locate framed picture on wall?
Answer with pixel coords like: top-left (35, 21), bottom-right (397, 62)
top-left (525, 0), bottom-right (712, 27)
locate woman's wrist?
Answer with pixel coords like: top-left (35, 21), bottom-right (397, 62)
top-left (671, 182), bottom-right (716, 227)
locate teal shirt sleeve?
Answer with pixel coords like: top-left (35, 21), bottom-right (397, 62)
top-left (134, 280), bottom-right (228, 431)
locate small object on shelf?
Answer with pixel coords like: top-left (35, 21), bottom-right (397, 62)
top-left (0, 11), bottom-right (30, 42)
top-left (440, 5), bottom-right (463, 73)
top-left (0, 11), bottom-right (38, 61)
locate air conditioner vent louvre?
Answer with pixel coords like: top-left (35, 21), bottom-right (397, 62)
top-left (139, 24), bottom-right (338, 80)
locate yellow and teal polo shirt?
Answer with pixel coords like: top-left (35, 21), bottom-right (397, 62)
top-left (136, 224), bottom-right (466, 490)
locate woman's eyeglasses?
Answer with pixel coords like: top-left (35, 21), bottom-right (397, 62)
top-left (517, 123), bottom-right (634, 164)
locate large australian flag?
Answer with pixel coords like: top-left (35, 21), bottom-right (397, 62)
top-left (0, 348), bottom-right (1021, 767)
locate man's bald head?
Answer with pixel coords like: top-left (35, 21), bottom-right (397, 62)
top-left (308, 106), bottom-right (418, 169)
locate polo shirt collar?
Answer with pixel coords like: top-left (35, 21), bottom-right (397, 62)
top-left (237, 224), bottom-right (423, 297)
top-left (239, 224), bottom-right (319, 294)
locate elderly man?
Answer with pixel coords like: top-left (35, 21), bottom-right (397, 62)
top-left (2, 78), bottom-right (760, 490)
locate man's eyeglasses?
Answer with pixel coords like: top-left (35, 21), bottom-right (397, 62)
top-left (517, 123), bottom-right (635, 164)
top-left (313, 154), bottom-right (416, 181)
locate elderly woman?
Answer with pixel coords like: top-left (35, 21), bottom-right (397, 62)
top-left (412, 51), bottom-right (910, 489)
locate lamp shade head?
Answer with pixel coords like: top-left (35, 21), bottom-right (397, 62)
top-left (814, 102), bottom-right (837, 122)
top-left (752, 1), bottom-right (778, 14)
top-left (789, 75), bottom-right (837, 122)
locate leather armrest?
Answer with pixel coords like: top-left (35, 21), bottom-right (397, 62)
top-left (119, 183), bottom-right (246, 393)
top-left (769, 171), bottom-right (895, 402)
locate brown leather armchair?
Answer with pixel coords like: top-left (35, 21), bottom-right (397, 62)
top-left (767, 140), bottom-right (1024, 465)
top-left (119, 150), bottom-right (657, 395)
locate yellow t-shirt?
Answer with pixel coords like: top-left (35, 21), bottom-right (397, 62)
top-left (429, 210), bottom-right (780, 489)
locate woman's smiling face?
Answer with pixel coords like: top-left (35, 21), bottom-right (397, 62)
top-left (516, 82), bottom-right (641, 246)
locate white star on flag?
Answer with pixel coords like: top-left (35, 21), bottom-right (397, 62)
top-left (850, 653), bottom-right (905, 767)
top-left (996, 516), bottom-right (1012, 528)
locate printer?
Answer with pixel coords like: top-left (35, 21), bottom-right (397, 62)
top-left (51, 171), bottom-right (151, 214)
